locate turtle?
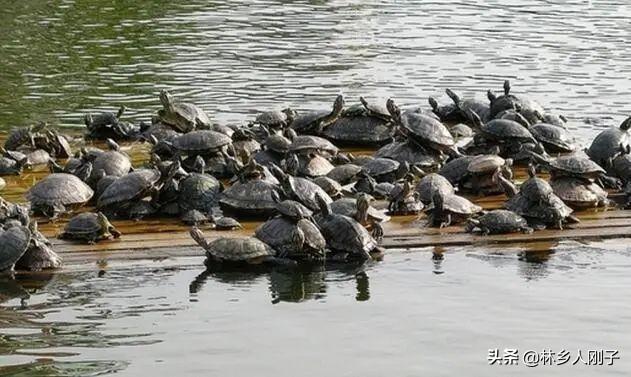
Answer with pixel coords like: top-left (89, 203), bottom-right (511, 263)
top-left (425, 191), bottom-right (482, 228)
top-left (530, 123), bottom-right (576, 154)
top-left (85, 106), bottom-right (136, 140)
top-left (0, 198), bottom-right (29, 226)
top-left (322, 113), bottom-right (393, 146)
top-left (428, 96), bottom-right (463, 123)
top-left (586, 116), bottom-right (631, 170)
top-left (158, 90), bottom-right (211, 133)
top-left (97, 163), bottom-right (180, 214)
top-left (387, 178), bottom-right (424, 215)
top-left (213, 216), bottom-right (243, 230)
top-left (444, 89), bottom-right (491, 123)
top-left (326, 163), bottom-right (362, 185)
top-left (274, 167), bottom-right (332, 212)
top-left (0, 225), bottom-right (31, 273)
top-left (128, 200), bottom-right (158, 221)
top-left (373, 181), bottom-right (395, 199)
top-left (517, 164), bottom-right (554, 203)
top-left (271, 192), bottom-right (313, 220)
top-left (315, 194), bottom-right (384, 261)
top-left (24, 149), bottom-right (51, 167)
top-left (540, 113), bottom-right (568, 128)
top-left (14, 221), bottom-right (61, 271)
top-left (254, 108), bottom-right (296, 129)
top-left (4, 123), bottom-right (46, 151)
top-left (255, 217), bottom-right (326, 260)
top-left (59, 212), bottom-right (121, 243)
top-left (172, 130), bottom-right (232, 157)
top-left (494, 108), bottom-right (532, 128)
top-left (261, 127), bottom-right (293, 154)
top-left (464, 210), bottom-right (533, 235)
top-left (44, 129), bottom-right (73, 158)
top-left (330, 197), bottom-right (390, 225)
top-left (460, 155), bottom-right (513, 195)
top-left (352, 170), bottom-right (378, 195)
top-left (487, 80), bottom-right (525, 119)
top-left (219, 178), bottom-right (282, 217)
top-left (88, 140), bottom-right (132, 185)
top-left (312, 176), bottom-right (343, 199)
top-left (361, 158), bottom-right (407, 183)
top-left (288, 135), bottom-right (338, 157)
top-left (612, 154), bottom-right (631, 186)
top-left (181, 209), bottom-right (211, 226)
top-left (0, 177), bottom-right (5, 191)
top-left (414, 173), bottom-right (455, 205)
top-left (375, 140), bottom-right (444, 170)
top-left (26, 173), bottom-right (94, 219)
top-left (548, 154), bottom-right (606, 181)
top-left (290, 95), bottom-right (345, 135)
top-left (387, 99), bottom-right (456, 155)
top-left (295, 153), bottom-right (334, 178)
top-left (467, 110), bottom-right (538, 145)
top-left (437, 155), bottom-right (477, 185)
top-left (189, 228), bottom-right (295, 266)
top-left (550, 177), bottom-right (609, 209)
top-left (178, 164), bottom-right (223, 217)
top-left (359, 97), bottom-right (393, 122)
top-left (0, 155), bottom-right (28, 175)
top-left (231, 128), bottom-right (261, 161)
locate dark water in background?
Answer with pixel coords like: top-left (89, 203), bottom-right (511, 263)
top-left (2, 0), bottom-right (631, 375)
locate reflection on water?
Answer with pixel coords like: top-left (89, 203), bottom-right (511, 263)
top-left (1, 244), bottom-right (631, 375)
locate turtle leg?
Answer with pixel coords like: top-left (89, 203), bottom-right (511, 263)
top-left (440, 214), bottom-right (452, 229)
top-left (481, 227), bottom-right (490, 236)
top-left (521, 226), bottom-right (534, 234)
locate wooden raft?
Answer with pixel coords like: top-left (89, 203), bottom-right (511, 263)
top-left (35, 194), bottom-right (631, 270)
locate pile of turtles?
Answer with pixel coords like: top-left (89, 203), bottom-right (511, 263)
top-left (2, 80), bottom-right (631, 271)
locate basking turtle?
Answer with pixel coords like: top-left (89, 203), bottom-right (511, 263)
top-left (361, 158), bottom-right (407, 183)
top-left (295, 153), bottom-right (334, 178)
top-left (550, 177), bottom-right (609, 209)
top-left (388, 178), bottom-right (424, 215)
top-left (487, 80), bottom-right (544, 122)
top-left (158, 90), bottom-right (211, 133)
top-left (231, 128), bottom-right (261, 161)
top-left (387, 99), bottom-right (456, 155)
top-left (437, 155), bottom-right (476, 185)
top-left (5, 123), bottom-right (46, 151)
top-left (173, 130), bottom-right (232, 156)
top-left (375, 140), bottom-right (444, 170)
top-left (291, 95), bottom-right (345, 135)
top-left (326, 163), bottom-right (362, 185)
top-left (530, 123), bottom-right (576, 154)
top-left (219, 178), bottom-right (282, 217)
top-left (178, 161), bottom-right (222, 218)
top-left (88, 140), bottom-right (132, 184)
top-left (315, 194), bottom-right (384, 261)
top-left (181, 210), bottom-right (211, 226)
top-left (190, 228), bottom-right (295, 266)
top-left (25, 149), bottom-right (52, 166)
top-left (59, 212), bottom-right (120, 244)
top-left (467, 110), bottom-right (538, 147)
top-left (517, 165), bottom-right (554, 203)
top-left (271, 192), bottom-right (314, 220)
top-left (414, 173), bottom-right (455, 204)
top-left (26, 174), bottom-right (94, 219)
top-left (549, 154), bottom-right (606, 181)
top-left (460, 155), bottom-right (513, 195)
top-left (330, 197), bottom-right (390, 225)
top-left (288, 135), bottom-right (338, 157)
top-left (0, 154), bottom-right (28, 175)
top-left (85, 106), bottom-right (136, 140)
top-left (0, 226), bottom-right (31, 273)
top-left (586, 116), bottom-right (631, 169)
top-left (275, 168), bottom-right (332, 212)
top-left (15, 221), bottom-right (61, 271)
top-left (322, 98), bottom-right (393, 146)
top-left (312, 176), bottom-right (343, 199)
top-left (214, 216), bottom-right (243, 230)
top-left (465, 210), bottom-right (532, 235)
top-left (254, 108), bottom-right (296, 129)
top-left (255, 217), bottom-right (326, 261)
top-left (444, 88), bottom-right (491, 124)
top-left (425, 191), bottom-right (482, 228)
top-left (428, 96), bottom-right (463, 123)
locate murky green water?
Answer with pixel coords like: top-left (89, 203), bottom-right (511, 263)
top-left (2, 0), bottom-right (631, 375)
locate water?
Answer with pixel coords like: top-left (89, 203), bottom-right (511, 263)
top-left (2, 0), bottom-right (631, 375)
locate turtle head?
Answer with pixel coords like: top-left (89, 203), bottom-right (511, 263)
top-left (116, 105), bottom-right (126, 119)
top-left (96, 212), bottom-right (111, 229)
top-left (386, 98), bottom-right (402, 124)
top-left (503, 80), bottom-right (511, 95)
top-left (282, 108), bottom-right (297, 127)
top-left (159, 90), bottom-right (174, 110)
top-left (282, 153), bottom-right (299, 176)
top-left (106, 138), bottom-right (120, 151)
top-left (487, 90), bottom-right (497, 103)
top-left (465, 109), bottom-right (484, 130)
top-left (292, 227), bottom-right (306, 250)
top-left (189, 227), bottom-right (210, 250)
top-left (284, 127), bottom-right (297, 141)
top-left (332, 95), bottom-right (345, 116)
top-left (527, 163), bottom-right (537, 178)
top-left (445, 88), bottom-right (461, 108)
top-left (620, 116), bottom-right (631, 131)
top-left (316, 193), bottom-right (331, 217)
top-left (428, 97), bottom-right (439, 113)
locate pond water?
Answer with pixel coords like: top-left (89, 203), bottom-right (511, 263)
top-left (2, 0), bottom-right (631, 375)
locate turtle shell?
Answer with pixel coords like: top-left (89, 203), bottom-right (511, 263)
top-left (473, 210), bottom-right (529, 234)
top-left (467, 155), bottom-right (507, 175)
top-left (426, 193), bottom-right (482, 215)
top-left (586, 124), bottom-right (631, 166)
top-left (276, 200), bottom-right (313, 220)
top-left (317, 212), bottom-right (378, 256)
top-left (375, 140), bottom-right (443, 169)
top-left (438, 156), bottom-right (476, 185)
top-left (178, 173), bottom-right (222, 213)
top-left (255, 217), bottom-right (325, 258)
top-left (0, 226), bottom-right (30, 272)
top-left (27, 174), bottom-right (94, 207)
top-left (265, 134), bottom-right (292, 154)
top-left (298, 154), bottom-right (334, 177)
top-left (481, 119), bottom-right (535, 142)
top-left (322, 116), bottom-right (392, 146)
top-left (219, 179), bottom-right (281, 216)
top-left (159, 93), bottom-right (211, 133)
top-left (206, 237), bottom-right (275, 262)
top-left (326, 164), bottom-right (362, 185)
top-left (330, 197), bottom-right (390, 223)
top-left (550, 155), bottom-right (605, 179)
top-left (173, 131), bottom-right (232, 155)
top-left (215, 217), bottom-right (242, 230)
top-left (312, 176), bottom-right (343, 197)
top-left (289, 135), bottom-right (338, 156)
top-left (287, 176), bottom-right (332, 211)
top-left (97, 169), bottom-right (160, 208)
top-left (401, 112), bottom-right (454, 150)
top-left (414, 173), bottom-right (455, 204)
top-left (551, 177), bottom-right (607, 208)
top-left (90, 151), bottom-right (132, 180)
top-left (519, 174), bottom-right (554, 201)
top-left (256, 110), bottom-right (289, 127)
top-left (63, 212), bottom-right (104, 237)
top-left (26, 149), bottom-right (51, 166)
top-left (362, 158), bottom-right (399, 178)
top-left (530, 123), bottom-right (575, 153)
